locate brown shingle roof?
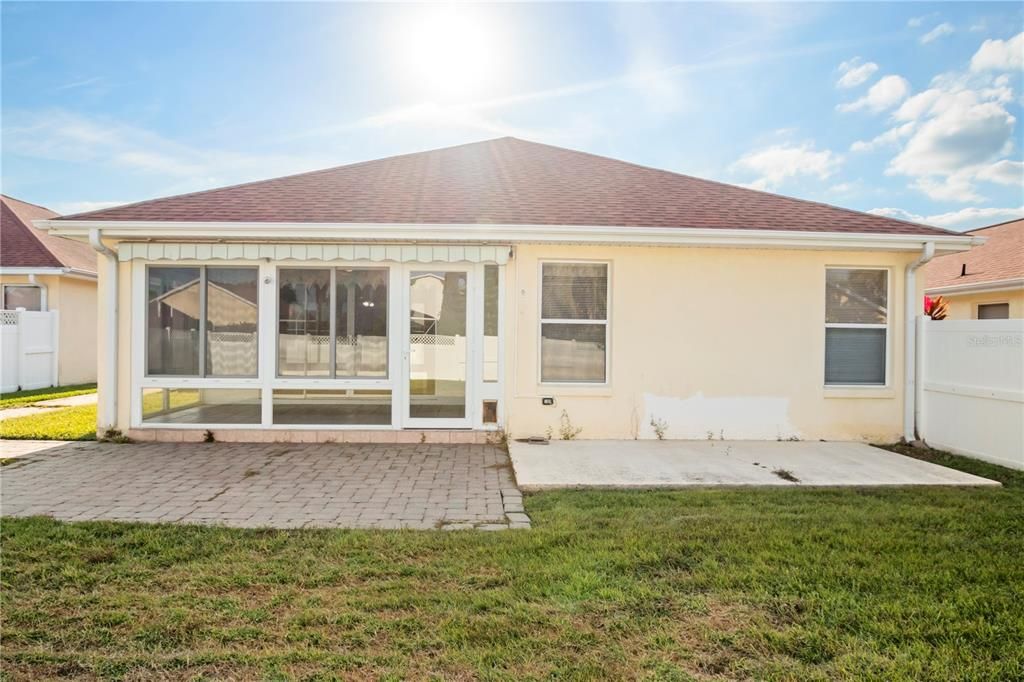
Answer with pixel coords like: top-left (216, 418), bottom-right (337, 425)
top-left (57, 137), bottom-right (953, 236)
top-left (1, 195), bottom-right (97, 273)
top-left (924, 218), bottom-right (1024, 291)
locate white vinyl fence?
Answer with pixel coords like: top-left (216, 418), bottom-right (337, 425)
top-left (919, 318), bottom-right (1024, 470)
top-left (0, 309), bottom-right (60, 393)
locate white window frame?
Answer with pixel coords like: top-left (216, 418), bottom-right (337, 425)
top-left (274, 265), bottom-right (391, 380)
top-left (131, 258), bottom-right (505, 431)
top-left (2, 284), bottom-right (45, 311)
top-left (975, 301), bottom-right (1010, 320)
top-left (401, 263), bottom-right (479, 429)
top-left (144, 264), bottom-right (260, 380)
top-left (824, 266), bottom-right (891, 389)
top-left (538, 259), bottom-right (611, 386)
top-left (272, 263), bottom-right (399, 428)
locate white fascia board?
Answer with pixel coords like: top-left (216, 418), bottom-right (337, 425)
top-left (0, 267), bottom-right (68, 276)
top-left (34, 219), bottom-right (978, 253)
top-left (0, 266), bottom-right (97, 280)
top-left (925, 278), bottom-right (1024, 296)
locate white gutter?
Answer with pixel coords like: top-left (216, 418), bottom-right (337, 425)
top-left (89, 229), bottom-right (118, 431)
top-left (0, 266), bottom-right (97, 280)
top-left (904, 241), bottom-right (935, 442)
top-left (35, 220), bottom-right (978, 253)
top-left (26, 274), bottom-right (48, 310)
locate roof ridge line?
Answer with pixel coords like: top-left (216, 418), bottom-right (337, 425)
top-left (507, 138), bottom-right (961, 237)
top-left (967, 217), bottom-right (1024, 233)
top-left (56, 137), bottom-right (509, 221)
top-left (1, 194), bottom-right (60, 214)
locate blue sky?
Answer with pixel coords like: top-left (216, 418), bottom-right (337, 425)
top-left (2, 2), bottom-right (1022, 231)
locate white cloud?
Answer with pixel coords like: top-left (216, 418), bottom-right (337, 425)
top-left (893, 88), bottom-right (945, 121)
top-left (970, 32), bottom-right (1024, 71)
top-left (887, 86), bottom-right (1018, 201)
top-left (51, 200), bottom-right (126, 216)
top-left (907, 13), bottom-right (940, 29)
top-left (836, 57), bottom-right (878, 88)
top-left (920, 23), bottom-right (955, 45)
top-left (890, 97), bottom-right (1016, 176)
top-left (3, 109), bottom-right (330, 192)
top-left (909, 173), bottom-right (985, 203)
top-left (975, 159), bottom-right (1024, 186)
top-left (837, 75), bottom-right (911, 113)
top-left (851, 121), bottom-right (916, 152)
top-left (869, 206), bottom-right (1024, 229)
top-left (54, 76), bottom-right (103, 92)
top-left (869, 38), bottom-right (1022, 204)
top-left (731, 142), bottom-right (842, 191)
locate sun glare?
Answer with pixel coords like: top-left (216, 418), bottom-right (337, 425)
top-left (395, 8), bottom-right (498, 101)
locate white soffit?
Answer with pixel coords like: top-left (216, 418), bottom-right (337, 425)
top-left (117, 243), bottom-right (512, 264)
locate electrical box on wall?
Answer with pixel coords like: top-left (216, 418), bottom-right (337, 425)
top-left (541, 397), bottom-right (555, 406)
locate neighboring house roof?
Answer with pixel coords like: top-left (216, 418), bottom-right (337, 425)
top-left (924, 218), bottom-right (1024, 293)
top-left (1, 195), bottom-right (97, 273)
top-left (55, 137), bottom-right (954, 237)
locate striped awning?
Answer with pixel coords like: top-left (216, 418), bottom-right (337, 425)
top-left (117, 243), bottom-right (511, 264)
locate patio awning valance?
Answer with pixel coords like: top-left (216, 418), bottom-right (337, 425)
top-left (117, 243), bottom-right (511, 264)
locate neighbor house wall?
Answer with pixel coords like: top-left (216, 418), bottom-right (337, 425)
top-left (939, 289), bottom-right (1024, 319)
top-left (0, 273), bottom-right (98, 386)
top-left (502, 244), bottom-right (919, 442)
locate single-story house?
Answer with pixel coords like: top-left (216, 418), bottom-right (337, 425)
top-left (1, 194), bottom-right (98, 387)
top-left (37, 138), bottom-right (979, 443)
top-left (923, 218), bottom-right (1023, 319)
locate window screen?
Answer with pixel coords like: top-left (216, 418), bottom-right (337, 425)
top-left (541, 263), bottom-right (608, 383)
top-left (2, 286), bottom-right (42, 311)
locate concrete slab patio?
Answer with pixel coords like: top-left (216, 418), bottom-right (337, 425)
top-left (509, 440), bottom-right (1000, 489)
top-left (1, 441), bottom-right (527, 530)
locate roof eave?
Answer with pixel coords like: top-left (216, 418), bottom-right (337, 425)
top-left (0, 266), bottom-right (97, 280)
top-left (34, 220), bottom-right (978, 253)
top-left (925, 278), bottom-right (1024, 296)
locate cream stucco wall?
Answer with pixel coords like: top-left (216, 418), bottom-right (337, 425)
top-left (502, 244), bottom-right (918, 442)
top-left (936, 289), bottom-right (1024, 320)
top-left (102, 241), bottom-right (920, 441)
top-left (0, 273), bottom-right (98, 386)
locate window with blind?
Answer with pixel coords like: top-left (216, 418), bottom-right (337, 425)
top-left (540, 262), bottom-right (608, 383)
top-left (977, 303), bottom-right (1009, 319)
top-left (824, 268), bottom-right (888, 386)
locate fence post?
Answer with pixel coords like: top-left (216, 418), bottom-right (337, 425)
top-left (16, 309), bottom-right (26, 392)
top-left (915, 315), bottom-right (926, 441)
top-left (50, 309), bottom-right (60, 387)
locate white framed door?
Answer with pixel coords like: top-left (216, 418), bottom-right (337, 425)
top-left (401, 264), bottom-right (478, 428)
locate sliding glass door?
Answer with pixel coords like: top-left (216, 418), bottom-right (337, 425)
top-left (405, 268), bottom-right (474, 427)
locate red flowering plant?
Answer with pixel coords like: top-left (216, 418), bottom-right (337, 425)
top-left (924, 295), bottom-right (948, 320)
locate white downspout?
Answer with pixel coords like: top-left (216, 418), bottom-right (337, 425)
top-left (903, 241), bottom-right (935, 442)
top-left (26, 274), bottom-right (48, 310)
top-left (89, 229), bottom-right (118, 431)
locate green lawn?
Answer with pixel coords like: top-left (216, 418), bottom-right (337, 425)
top-left (2, 449), bottom-right (1021, 680)
top-left (0, 383), bottom-right (96, 409)
top-left (0, 404), bottom-right (97, 440)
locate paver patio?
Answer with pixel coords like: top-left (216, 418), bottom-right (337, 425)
top-left (0, 441), bottom-right (527, 530)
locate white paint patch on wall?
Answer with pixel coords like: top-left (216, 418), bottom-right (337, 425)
top-left (641, 392), bottom-right (801, 441)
